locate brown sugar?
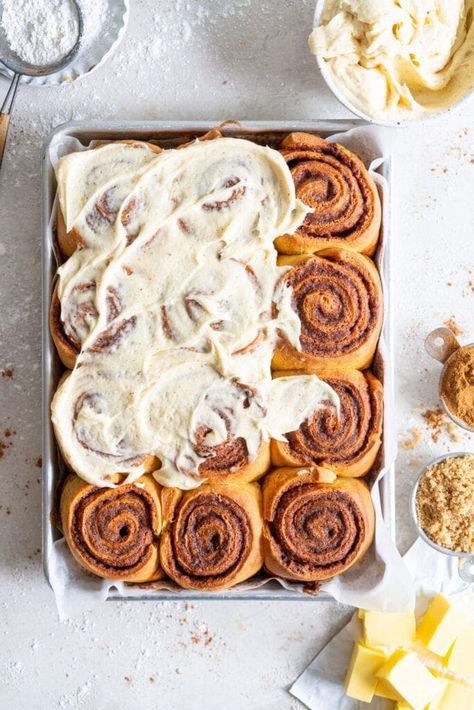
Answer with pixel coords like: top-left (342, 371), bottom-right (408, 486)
top-left (400, 428), bottom-right (423, 450)
top-left (443, 318), bottom-right (463, 336)
top-left (440, 345), bottom-right (474, 429)
top-left (422, 407), bottom-right (446, 443)
top-left (415, 455), bottom-right (474, 553)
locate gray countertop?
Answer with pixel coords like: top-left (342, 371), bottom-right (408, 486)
top-left (0, 1), bottom-right (473, 708)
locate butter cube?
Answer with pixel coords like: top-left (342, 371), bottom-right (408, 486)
top-left (344, 642), bottom-right (387, 703)
top-left (444, 623), bottom-right (474, 678)
top-left (431, 681), bottom-right (474, 710)
top-left (375, 679), bottom-right (403, 701)
top-left (425, 680), bottom-right (448, 710)
top-left (362, 610), bottom-right (416, 647)
top-left (417, 595), bottom-right (465, 656)
top-left (395, 703), bottom-right (412, 710)
top-left (376, 650), bottom-right (440, 710)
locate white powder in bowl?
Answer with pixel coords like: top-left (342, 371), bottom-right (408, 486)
top-left (1, 0), bottom-right (109, 68)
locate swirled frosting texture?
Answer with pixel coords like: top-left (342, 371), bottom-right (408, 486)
top-left (310, 0), bottom-right (474, 122)
top-left (51, 138), bottom-right (339, 488)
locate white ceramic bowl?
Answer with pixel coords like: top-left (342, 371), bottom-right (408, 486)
top-left (312, 0), bottom-right (474, 127)
top-left (0, 0), bottom-right (129, 86)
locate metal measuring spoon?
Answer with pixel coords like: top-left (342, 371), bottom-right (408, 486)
top-left (0, 0), bottom-right (84, 168)
top-left (410, 452), bottom-right (474, 583)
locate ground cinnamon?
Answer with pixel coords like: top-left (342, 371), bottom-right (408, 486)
top-left (440, 345), bottom-right (474, 429)
top-left (416, 455), bottom-right (474, 553)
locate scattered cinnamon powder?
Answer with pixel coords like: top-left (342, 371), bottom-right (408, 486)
top-left (440, 345), bottom-right (474, 429)
top-left (443, 317), bottom-right (463, 336)
top-left (1, 367), bottom-right (14, 378)
top-left (422, 407), bottom-right (446, 443)
top-left (416, 455), bottom-right (474, 553)
top-left (400, 428), bottom-right (423, 450)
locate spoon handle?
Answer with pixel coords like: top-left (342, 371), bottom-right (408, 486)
top-left (425, 327), bottom-right (460, 364)
top-left (0, 72), bottom-right (21, 169)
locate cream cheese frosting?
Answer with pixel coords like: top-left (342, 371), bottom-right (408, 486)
top-left (309, 0), bottom-right (474, 122)
top-left (51, 138), bottom-right (340, 488)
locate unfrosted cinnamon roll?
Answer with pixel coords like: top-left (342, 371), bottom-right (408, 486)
top-left (160, 483), bottom-right (263, 590)
top-left (60, 473), bottom-right (163, 582)
top-left (273, 248), bottom-right (383, 371)
top-left (271, 368), bottom-right (383, 478)
top-left (275, 132), bottom-right (381, 256)
top-left (263, 467), bottom-right (375, 582)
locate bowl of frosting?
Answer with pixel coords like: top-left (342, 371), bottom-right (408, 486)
top-left (309, 0), bottom-right (474, 125)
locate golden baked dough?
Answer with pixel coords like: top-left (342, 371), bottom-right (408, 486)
top-left (275, 132), bottom-right (381, 256)
top-left (263, 467), bottom-right (375, 582)
top-left (271, 368), bottom-right (383, 478)
top-left (273, 248), bottom-right (383, 371)
top-left (60, 473), bottom-right (163, 582)
top-left (160, 482), bottom-right (263, 590)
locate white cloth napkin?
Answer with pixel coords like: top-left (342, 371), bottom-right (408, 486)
top-left (290, 538), bottom-right (473, 710)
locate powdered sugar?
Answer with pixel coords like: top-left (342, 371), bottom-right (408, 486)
top-left (0, 0), bottom-right (109, 68)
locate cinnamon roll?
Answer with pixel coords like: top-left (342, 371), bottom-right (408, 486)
top-left (271, 368), bottom-right (383, 478)
top-left (50, 282), bottom-right (80, 370)
top-left (160, 483), bottom-right (263, 590)
top-left (56, 140), bottom-right (162, 258)
top-left (196, 440), bottom-right (271, 486)
top-left (60, 473), bottom-right (163, 582)
top-left (52, 371), bottom-right (159, 487)
top-left (275, 132), bottom-right (381, 256)
top-left (273, 248), bottom-right (383, 371)
top-left (263, 467), bottom-right (375, 582)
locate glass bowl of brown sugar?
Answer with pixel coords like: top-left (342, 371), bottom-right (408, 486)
top-left (410, 452), bottom-right (474, 583)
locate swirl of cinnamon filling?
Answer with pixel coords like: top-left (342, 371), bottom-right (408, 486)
top-left (271, 369), bottom-right (383, 478)
top-left (60, 474), bottom-right (163, 582)
top-left (263, 468), bottom-right (375, 581)
top-left (275, 132), bottom-right (381, 256)
top-left (273, 248), bottom-right (383, 371)
top-left (160, 483), bottom-right (263, 590)
top-left (50, 281), bottom-right (124, 368)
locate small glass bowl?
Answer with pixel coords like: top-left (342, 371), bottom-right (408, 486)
top-left (410, 452), bottom-right (474, 583)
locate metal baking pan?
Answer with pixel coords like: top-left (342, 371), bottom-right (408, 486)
top-left (42, 119), bottom-right (394, 601)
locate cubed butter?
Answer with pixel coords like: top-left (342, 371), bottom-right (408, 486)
top-left (395, 703), bottom-right (412, 710)
top-left (425, 680), bottom-right (448, 710)
top-left (376, 650), bottom-right (440, 710)
top-left (417, 594), bottom-right (464, 656)
top-left (375, 678), bottom-right (403, 701)
top-left (444, 622), bottom-right (474, 678)
top-left (362, 610), bottom-right (416, 647)
top-left (431, 681), bottom-right (474, 710)
top-left (344, 642), bottom-right (387, 703)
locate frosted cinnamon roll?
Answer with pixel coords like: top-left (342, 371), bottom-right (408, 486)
top-left (275, 132), bottom-right (381, 256)
top-left (271, 369), bottom-right (383, 478)
top-left (160, 483), bottom-right (263, 590)
top-left (56, 140), bottom-right (162, 258)
top-left (263, 467), bottom-right (375, 582)
top-left (273, 248), bottom-right (383, 371)
top-left (60, 473), bottom-right (163, 582)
